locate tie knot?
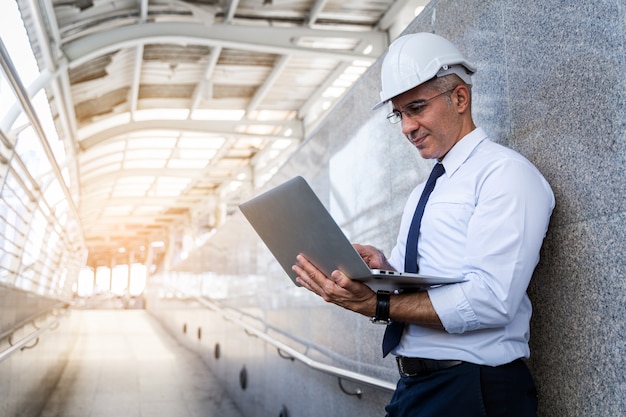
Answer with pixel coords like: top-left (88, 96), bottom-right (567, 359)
top-left (431, 163), bottom-right (445, 179)
top-left (428, 162), bottom-right (446, 182)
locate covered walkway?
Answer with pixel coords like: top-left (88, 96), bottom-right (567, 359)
top-left (37, 310), bottom-right (244, 417)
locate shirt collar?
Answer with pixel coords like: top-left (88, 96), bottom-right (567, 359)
top-left (440, 127), bottom-right (488, 177)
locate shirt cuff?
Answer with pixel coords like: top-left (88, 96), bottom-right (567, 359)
top-left (428, 283), bottom-right (480, 334)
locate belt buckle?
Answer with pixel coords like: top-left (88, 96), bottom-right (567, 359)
top-left (396, 357), bottom-right (406, 376)
top-left (396, 356), bottom-right (425, 377)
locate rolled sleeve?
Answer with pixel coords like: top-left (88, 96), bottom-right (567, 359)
top-left (429, 282), bottom-right (480, 333)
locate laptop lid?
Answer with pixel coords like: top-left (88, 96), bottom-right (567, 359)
top-left (239, 176), bottom-right (463, 291)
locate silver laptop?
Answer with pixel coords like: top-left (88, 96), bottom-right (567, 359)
top-left (239, 176), bottom-right (463, 291)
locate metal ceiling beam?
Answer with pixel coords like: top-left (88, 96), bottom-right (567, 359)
top-left (129, 0), bottom-right (149, 118)
top-left (306, 0), bottom-right (330, 27)
top-left (377, 0), bottom-right (413, 30)
top-left (78, 118), bottom-right (303, 150)
top-left (129, 45), bottom-right (143, 117)
top-left (189, 45), bottom-right (222, 111)
top-left (224, 0), bottom-right (241, 23)
top-left (27, 0), bottom-right (84, 214)
top-left (298, 35), bottom-right (383, 122)
top-left (246, 54), bottom-right (290, 115)
top-left (30, 0), bottom-right (80, 149)
top-left (299, 61), bottom-right (351, 118)
top-left (62, 22), bottom-right (386, 68)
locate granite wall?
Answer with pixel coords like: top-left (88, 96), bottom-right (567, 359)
top-left (164, 1), bottom-right (625, 415)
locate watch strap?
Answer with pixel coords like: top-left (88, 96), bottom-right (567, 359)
top-left (371, 290), bottom-right (391, 324)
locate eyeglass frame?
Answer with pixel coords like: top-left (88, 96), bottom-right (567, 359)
top-left (386, 87), bottom-right (458, 124)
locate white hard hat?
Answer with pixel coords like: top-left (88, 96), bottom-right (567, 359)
top-left (372, 33), bottom-right (476, 110)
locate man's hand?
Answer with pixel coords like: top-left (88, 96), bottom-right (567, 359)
top-left (292, 254), bottom-right (376, 317)
top-left (292, 252), bottom-right (444, 329)
top-left (353, 244), bottom-right (396, 271)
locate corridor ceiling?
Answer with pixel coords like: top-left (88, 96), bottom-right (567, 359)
top-left (15, 0), bottom-right (426, 268)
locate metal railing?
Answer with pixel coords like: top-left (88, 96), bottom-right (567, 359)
top-left (193, 295), bottom-right (396, 396)
top-left (0, 302), bottom-right (72, 363)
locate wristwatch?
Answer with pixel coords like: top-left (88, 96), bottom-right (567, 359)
top-left (371, 290), bottom-right (392, 324)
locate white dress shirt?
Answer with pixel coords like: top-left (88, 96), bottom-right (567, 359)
top-left (387, 127), bottom-right (555, 366)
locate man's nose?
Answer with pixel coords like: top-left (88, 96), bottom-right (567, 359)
top-left (401, 115), bottom-right (419, 137)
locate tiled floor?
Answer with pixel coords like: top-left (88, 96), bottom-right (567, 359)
top-left (38, 310), bottom-right (244, 417)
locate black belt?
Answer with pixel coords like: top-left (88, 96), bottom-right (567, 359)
top-left (396, 356), bottom-right (464, 377)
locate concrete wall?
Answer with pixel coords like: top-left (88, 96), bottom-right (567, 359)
top-left (167, 0), bottom-right (625, 415)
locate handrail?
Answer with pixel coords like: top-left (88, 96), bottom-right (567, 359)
top-left (193, 295), bottom-right (396, 394)
top-left (0, 303), bottom-right (72, 363)
top-left (0, 306), bottom-right (57, 342)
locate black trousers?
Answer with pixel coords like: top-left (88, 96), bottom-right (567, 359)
top-left (384, 359), bottom-right (538, 417)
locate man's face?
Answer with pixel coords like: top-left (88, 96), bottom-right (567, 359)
top-left (390, 83), bottom-right (465, 161)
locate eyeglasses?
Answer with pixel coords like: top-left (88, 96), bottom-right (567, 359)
top-left (386, 88), bottom-right (456, 124)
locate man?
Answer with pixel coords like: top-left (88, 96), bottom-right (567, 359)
top-left (292, 33), bottom-right (554, 416)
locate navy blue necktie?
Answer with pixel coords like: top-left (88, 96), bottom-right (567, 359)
top-left (382, 163), bottom-right (445, 357)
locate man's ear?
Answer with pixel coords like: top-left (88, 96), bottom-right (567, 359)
top-left (453, 85), bottom-right (471, 113)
